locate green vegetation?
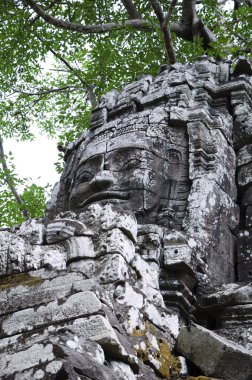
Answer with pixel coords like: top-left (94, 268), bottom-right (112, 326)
top-left (0, 0), bottom-right (251, 226)
top-left (0, 143), bottom-right (51, 227)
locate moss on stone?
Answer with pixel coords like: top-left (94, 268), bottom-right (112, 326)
top-left (132, 327), bottom-right (145, 338)
top-left (132, 320), bottom-right (156, 338)
top-left (132, 321), bottom-right (181, 379)
top-left (158, 339), bottom-right (181, 378)
top-left (0, 273), bottom-right (43, 291)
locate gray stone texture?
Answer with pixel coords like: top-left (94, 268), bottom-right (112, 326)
top-left (177, 323), bottom-right (252, 380)
top-left (1, 57), bottom-right (252, 380)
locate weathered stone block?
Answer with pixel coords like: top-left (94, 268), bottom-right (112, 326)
top-left (28, 244), bottom-right (67, 271)
top-left (237, 144), bottom-right (252, 167)
top-left (148, 106), bottom-right (169, 124)
top-left (90, 107), bottom-right (108, 130)
top-left (232, 92), bottom-right (252, 150)
top-left (113, 282), bottom-right (144, 309)
top-left (137, 224), bottom-right (162, 263)
top-left (109, 96), bottom-right (136, 118)
top-left (0, 234), bottom-right (31, 276)
top-left (46, 219), bottom-right (86, 244)
top-left (109, 361), bottom-right (136, 380)
top-left (0, 231), bottom-right (11, 275)
top-left (163, 243), bottom-right (191, 266)
top-left (170, 106), bottom-right (189, 125)
top-left (17, 219), bottom-right (46, 245)
top-left (99, 228), bottom-right (135, 263)
top-left (0, 291), bottom-right (101, 337)
top-left (67, 258), bottom-right (96, 277)
top-left (8, 236), bottom-right (28, 274)
top-left (194, 57), bottom-right (219, 78)
top-left (163, 232), bottom-right (191, 267)
top-left (99, 89), bottom-right (119, 110)
top-left (71, 315), bottom-right (118, 342)
top-left (46, 221), bottom-right (75, 244)
top-left (70, 315), bottom-right (135, 364)
top-left (96, 254), bottom-right (130, 283)
top-left (238, 162), bottom-right (252, 187)
top-left (177, 323), bottom-right (252, 380)
top-left (0, 343), bottom-right (54, 377)
top-left (79, 203), bottom-right (103, 233)
top-left (188, 122), bottom-right (237, 198)
top-left (66, 236), bottom-right (96, 262)
top-left (100, 204), bottom-right (137, 242)
top-left (132, 255), bottom-right (159, 290)
top-left (184, 178), bottom-right (239, 234)
top-left (0, 270), bottom-right (95, 316)
top-left (139, 89), bottom-right (166, 106)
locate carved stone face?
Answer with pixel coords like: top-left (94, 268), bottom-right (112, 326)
top-left (68, 125), bottom-right (189, 226)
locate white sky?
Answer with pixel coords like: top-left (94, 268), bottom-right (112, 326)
top-left (5, 135), bottom-right (60, 187)
top-left (3, 53), bottom-right (61, 189)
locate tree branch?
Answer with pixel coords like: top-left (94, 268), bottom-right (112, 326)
top-left (25, 0), bottom-right (148, 107)
top-left (149, 0), bottom-right (176, 64)
top-left (164, 0), bottom-right (178, 27)
top-left (181, 0), bottom-right (197, 27)
top-left (0, 137), bottom-right (29, 220)
top-left (16, 85), bottom-right (86, 96)
top-left (35, 34), bottom-right (97, 108)
top-left (174, 0), bottom-right (216, 49)
top-left (121, 0), bottom-right (141, 19)
top-left (28, 0), bottom-right (62, 25)
top-left (47, 45), bottom-right (97, 108)
top-left (27, 0), bottom-right (97, 104)
top-left (13, 95), bottom-right (45, 117)
top-left (172, 21), bottom-right (216, 48)
top-left (22, 0), bottom-right (152, 33)
top-left (149, 0), bottom-right (164, 24)
top-left (25, 0), bottom-right (98, 107)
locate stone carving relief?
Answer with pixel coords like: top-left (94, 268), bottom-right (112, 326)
top-left (64, 122), bottom-right (190, 231)
top-left (1, 57), bottom-right (252, 380)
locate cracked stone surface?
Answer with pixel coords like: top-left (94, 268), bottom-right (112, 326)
top-left (1, 57), bottom-right (252, 380)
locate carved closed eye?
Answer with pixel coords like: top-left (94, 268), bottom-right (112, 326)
top-left (75, 171), bottom-right (93, 185)
top-left (120, 158), bottom-right (142, 171)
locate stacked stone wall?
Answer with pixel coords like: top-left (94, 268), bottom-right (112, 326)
top-left (0, 57), bottom-right (252, 380)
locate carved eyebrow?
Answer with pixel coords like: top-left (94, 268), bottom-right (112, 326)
top-left (77, 154), bottom-right (104, 170)
top-left (120, 157), bottom-right (143, 170)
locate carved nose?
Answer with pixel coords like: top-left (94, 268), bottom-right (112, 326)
top-left (89, 171), bottom-right (115, 190)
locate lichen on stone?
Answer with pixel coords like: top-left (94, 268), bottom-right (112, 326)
top-left (132, 321), bottom-right (181, 379)
top-left (0, 273), bottom-right (43, 291)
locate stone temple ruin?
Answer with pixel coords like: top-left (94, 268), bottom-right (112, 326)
top-left (1, 56), bottom-right (252, 380)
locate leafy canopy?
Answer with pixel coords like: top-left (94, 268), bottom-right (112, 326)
top-left (0, 151), bottom-right (51, 227)
top-left (0, 0), bottom-right (251, 226)
top-left (1, 0), bottom-right (251, 143)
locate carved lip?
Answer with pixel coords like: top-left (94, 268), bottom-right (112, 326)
top-left (80, 191), bottom-right (130, 207)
